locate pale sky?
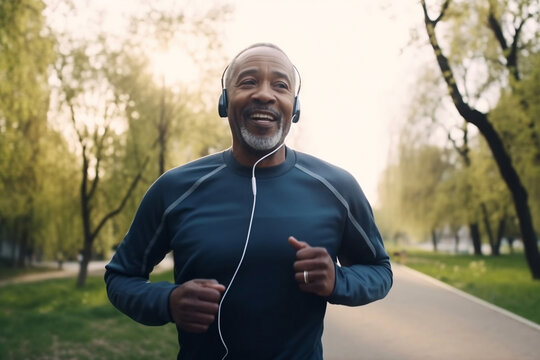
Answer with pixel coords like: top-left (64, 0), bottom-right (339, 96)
top-left (49, 0), bottom-right (426, 206)
top-left (220, 0), bottom-right (423, 205)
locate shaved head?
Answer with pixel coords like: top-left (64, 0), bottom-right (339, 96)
top-left (225, 43), bottom-right (296, 90)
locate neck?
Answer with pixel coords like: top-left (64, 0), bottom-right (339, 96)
top-left (232, 143), bottom-right (286, 168)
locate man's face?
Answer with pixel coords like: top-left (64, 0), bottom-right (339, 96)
top-left (227, 46), bottom-right (295, 153)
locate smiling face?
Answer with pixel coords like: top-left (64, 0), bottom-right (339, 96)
top-left (226, 46), bottom-right (296, 165)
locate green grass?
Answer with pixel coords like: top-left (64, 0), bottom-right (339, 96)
top-left (0, 271), bottom-right (179, 359)
top-left (390, 248), bottom-right (540, 325)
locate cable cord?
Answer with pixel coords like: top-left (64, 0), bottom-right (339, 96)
top-left (217, 143), bottom-right (285, 360)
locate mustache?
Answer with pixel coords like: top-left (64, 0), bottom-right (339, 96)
top-left (242, 106), bottom-right (281, 121)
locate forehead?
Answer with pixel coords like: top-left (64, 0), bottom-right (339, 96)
top-left (229, 47), bottom-right (294, 81)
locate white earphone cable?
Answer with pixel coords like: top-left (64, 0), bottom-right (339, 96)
top-left (217, 143), bottom-right (285, 360)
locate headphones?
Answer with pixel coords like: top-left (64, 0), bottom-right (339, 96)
top-left (218, 65), bottom-right (302, 123)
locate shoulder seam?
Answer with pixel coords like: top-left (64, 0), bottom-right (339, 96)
top-left (141, 164), bottom-right (227, 273)
top-left (294, 164), bottom-right (376, 257)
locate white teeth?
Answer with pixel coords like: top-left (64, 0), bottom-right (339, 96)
top-left (251, 112), bottom-right (274, 121)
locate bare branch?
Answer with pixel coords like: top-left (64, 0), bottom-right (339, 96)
top-left (488, 10), bottom-right (508, 51)
top-left (421, 0), bottom-right (451, 25)
top-left (91, 155), bottom-right (150, 240)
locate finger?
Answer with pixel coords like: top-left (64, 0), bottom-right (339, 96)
top-left (190, 298), bottom-right (220, 314)
top-left (193, 279), bottom-right (226, 291)
top-left (293, 255), bottom-right (330, 272)
top-left (181, 322), bottom-right (212, 334)
top-left (201, 282), bottom-right (226, 293)
top-left (288, 236), bottom-right (310, 251)
top-left (197, 287), bottom-right (225, 303)
top-left (182, 310), bottom-right (217, 325)
top-left (294, 269), bottom-right (322, 284)
top-left (298, 283), bottom-right (327, 295)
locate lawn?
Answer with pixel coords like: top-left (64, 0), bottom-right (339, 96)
top-left (390, 248), bottom-right (540, 325)
top-left (0, 271), bottom-right (179, 360)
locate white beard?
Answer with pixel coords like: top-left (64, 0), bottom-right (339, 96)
top-left (240, 123), bottom-right (283, 151)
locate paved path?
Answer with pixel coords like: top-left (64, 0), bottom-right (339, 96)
top-left (322, 264), bottom-right (540, 360)
top-left (0, 256), bottom-right (173, 286)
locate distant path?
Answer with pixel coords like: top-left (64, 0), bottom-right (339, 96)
top-left (0, 256), bottom-right (174, 286)
top-left (322, 264), bottom-right (540, 360)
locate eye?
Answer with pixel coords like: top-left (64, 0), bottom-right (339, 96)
top-left (238, 78), bottom-right (256, 88)
top-left (274, 81), bottom-right (290, 90)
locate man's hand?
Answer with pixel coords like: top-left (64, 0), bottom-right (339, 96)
top-left (169, 279), bottom-right (226, 333)
top-left (289, 236), bottom-right (335, 297)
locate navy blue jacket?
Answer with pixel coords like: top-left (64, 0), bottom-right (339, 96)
top-left (105, 148), bottom-right (392, 359)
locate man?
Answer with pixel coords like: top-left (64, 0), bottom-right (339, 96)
top-left (105, 43), bottom-right (392, 359)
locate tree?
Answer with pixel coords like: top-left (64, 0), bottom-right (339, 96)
top-left (420, 0), bottom-right (540, 278)
top-left (0, 0), bottom-right (54, 266)
top-left (378, 127), bottom-right (455, 249)
top-left (52, 39), bottom-right (152, 286)
top-left (48, 2), bottom-right (231, 286)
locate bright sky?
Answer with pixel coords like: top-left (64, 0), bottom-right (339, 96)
top-left (50, 0), bottom-right (426, 206)
top-left (219, 1), bottom-right (423, 205)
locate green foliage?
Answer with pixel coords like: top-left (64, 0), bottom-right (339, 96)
top-left (0, 0), bottom-right (232, 273)
top-left (379, 0), bottom-right (540, 253)
top-left (0, 272), bottom-right (179, 359)
top-left (393, 248), bottom-right (540, 324)
top-left (378, 138), bottom-right (455, 241)
top-left (46, 3), bottom-right (232, 267)
top-left (0, 0), bottom-right (55, 264)
top-left (489, 51), bottom-right (540, 231)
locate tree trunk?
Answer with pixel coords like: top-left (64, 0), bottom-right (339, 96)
top-left (481, 203), bottom-right (498, 256)
top-left (495, 216), bottom-right (506, 255)
top-left (76, 238), bottom-right (92, 287)
top-left (469, 223), bottom-right (483, 256)
top-left (431, 229), bottom-right (438, 252)
top-left (77, 171), bottom-right (93, 287)
top-left (508, 237), bottom-right (515, 254)
top-left (158, 79), bottom-right (167, 176)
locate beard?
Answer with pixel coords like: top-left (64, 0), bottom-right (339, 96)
top-left (239, 122), bottom-right (283, 151)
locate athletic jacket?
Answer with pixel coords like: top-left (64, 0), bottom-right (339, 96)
top-left (105, 147), bottom-right (392, 359)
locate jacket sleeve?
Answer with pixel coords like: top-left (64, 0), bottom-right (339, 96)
top-left (327, 177), bottom-right (393, 306)
top-left (104, 178), bottom-right (178, 326)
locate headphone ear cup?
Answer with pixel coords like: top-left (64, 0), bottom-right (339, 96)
top-left (218, 89), bottom-right (228, 118)
top-left (292, 97), bottom-right (300, 123)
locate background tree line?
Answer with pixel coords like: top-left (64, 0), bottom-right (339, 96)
top-left (0, 0), bottom-right (231, 286)
top-left (377, 0), bottom-right (540, 279)
top-left (2, 0), bottom-right (539, 285)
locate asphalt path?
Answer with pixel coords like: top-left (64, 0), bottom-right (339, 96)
top-left (322, 264), bottom-right (540, 360)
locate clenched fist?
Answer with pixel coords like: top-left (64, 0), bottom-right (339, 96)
top-left (289, 236), bottom-right (335, 297)
top-left (169, 279), bottom-right (226, 333)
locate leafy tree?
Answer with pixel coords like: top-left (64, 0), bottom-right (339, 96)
top-left (48, 2), bottom-right (231, 286)
top-left (378, 127), bottom-right (455, 249)
top-left (51, 38), bottom-right (152, 286)
top-left (420, 0), bottom-right (540, 278)
top-left (0, 0), bottom-right (54, 266)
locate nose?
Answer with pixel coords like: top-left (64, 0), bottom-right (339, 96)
top-left (252, 81), bottom-right (276, 104)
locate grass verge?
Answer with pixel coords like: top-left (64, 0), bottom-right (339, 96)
top-left (390, 248), bottom-right (540, 325)
top-left (0, 271), bottom-right (179, 360)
